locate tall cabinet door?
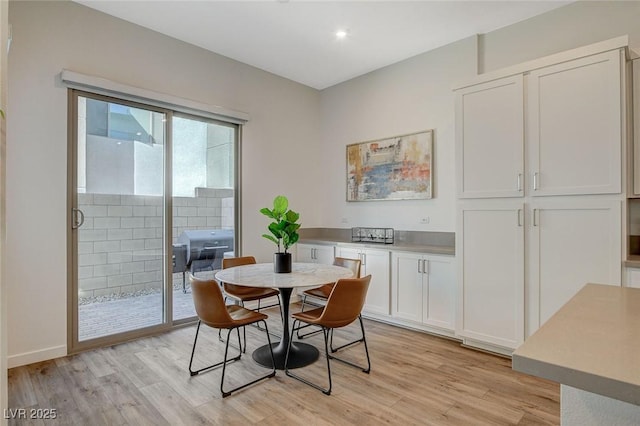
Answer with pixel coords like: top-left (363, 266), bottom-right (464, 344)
top-left (456, 75), bottom-right (524, 198)
top-left (528, 49), bottom-right (622, 196)
top-left (528, 199), bottom-right (621, 335)
top-left (457, 201), bottom-right (525, 350)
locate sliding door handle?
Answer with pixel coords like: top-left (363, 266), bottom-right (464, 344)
top-left (72, 208), bottom-right (85, 229)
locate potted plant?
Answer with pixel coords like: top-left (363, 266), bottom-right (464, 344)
top-left (260, 195), bottom-right (301, 273)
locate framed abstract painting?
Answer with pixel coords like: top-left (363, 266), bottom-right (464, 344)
top-left (346, 130), bottom-right (433, 201)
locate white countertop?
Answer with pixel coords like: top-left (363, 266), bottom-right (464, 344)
top-left (512, 284), bottom-right (640, 406)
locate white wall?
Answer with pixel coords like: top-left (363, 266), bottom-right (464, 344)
top-left (318, 37), bottom-right (477, 231)
top-left (6, 0), bottom-right (321, 366)
top-left (480, 1), bottom-right (640, 73)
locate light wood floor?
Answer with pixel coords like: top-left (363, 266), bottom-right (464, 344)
top-left (8, 306), bottom-right (559, 425)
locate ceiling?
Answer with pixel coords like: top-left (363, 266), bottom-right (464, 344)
top-left (75, 1), bottom-right (571, 90)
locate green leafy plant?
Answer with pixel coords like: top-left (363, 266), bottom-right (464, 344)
top-left (260, 195), bottom-right (301, 254)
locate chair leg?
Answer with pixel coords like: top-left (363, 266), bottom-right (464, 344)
top-left (220, 320), bottom-right (276, 398)
top-left (188, 321), bottom-right (241, 377)
top-left (330, 314), bottom-right (365, 353)
top-left (218, 307), bottom-right (244, 353)
top-left (328, 315), bottom-right (371, 373)
top-left (247, 297), bottom-right (283, 340)
top-left (285, 320), bottom-right (332, 395)
top-left (296, 295), bottom-right (324, 340)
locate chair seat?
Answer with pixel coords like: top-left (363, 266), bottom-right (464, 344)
top-left (303, 283), bottom-right (334, 300)
top-left (225, 286), bottom-right (279, 302)
top-left (292, 307), bottom-right (324, 324)
top-left (202, 305), bottom-right (268, 329)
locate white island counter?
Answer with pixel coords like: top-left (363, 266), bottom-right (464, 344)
top-left (512, 284), bottom-right (640, 425)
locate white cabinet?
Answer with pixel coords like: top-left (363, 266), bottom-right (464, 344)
top-left (624, 267), bottom-right (640, 288)
top-left (455, 42), bottom-right (627, 355)
top-left (527, 199), bottom-right (621, 335)
top-left (296, 243), bottom-right (334, 264)
top-left (455, 75), bottom-right (524, 199)
top-left (456, 201), bottom-right (525, 351)
top-left (456, 49), bottom-right (623, 200)
top-left (337, 246), bottom-right (390, 316)
top-left (632, 59), bottom-right (640, 195)
top-left (528, 50), bottom-right (622, 196)
top-left (391, 252), bottom-right (455, 332)
top-left (457, 199), bottom-right (622, 353)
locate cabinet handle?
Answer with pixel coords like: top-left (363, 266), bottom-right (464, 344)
top-left (533, 172), bottom-right (539, 191)
top-left (361, 253), bottom-right (366, 266)
top-left (533, 208), bottom-right (539, 227)
top-left (517, 173), bottom-right (523, 192)
top-left (423, 259), bottom-right (428, 275)
top-left (518, 209), bottom-right (522, 226)
top-left (313, 248), bottom-right (317, 260)
top-left (417, 259), bottom-right (422, 273)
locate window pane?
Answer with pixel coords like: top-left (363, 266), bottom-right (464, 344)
top-left (172, 115), bottom-right (236, 320)
top-left (81, 97), bottom-right (164, 196)
top-left (76, 95), bottom-right (166, 341)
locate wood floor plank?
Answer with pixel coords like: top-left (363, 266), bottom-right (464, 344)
top-left (24, 361), bottom-right (82, 424)
top-left (98, 372), bottom-right (170, 426)
top-left (99, 345), bottom-right (161, 389)
top-left (56, 355), bottom-right (115, 416)
top-left (138, 382), bottom-right (210, 426)
top-left (7, 305), bottom-right (560, 425)
top-left (7, 365), bottom-right (37, 408)
top-left (135, 348), bottom-right (216, 407)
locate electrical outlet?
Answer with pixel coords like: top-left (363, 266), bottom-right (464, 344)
top-left (341, 217), bottom-right (349, 224)
top-left (420, 217), bottom-right (430, 224)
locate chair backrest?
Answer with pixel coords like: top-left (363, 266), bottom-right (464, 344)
top-left (222, 256), bottom-right (257, 269)
top-left (222, 256), bottom-right (257, 295)
top-left (333, 257), bottom-right (361, 278)
top-left (318, 275), bottom-right (371, 328)
top-left (189, 274), bottom-right (234, 328)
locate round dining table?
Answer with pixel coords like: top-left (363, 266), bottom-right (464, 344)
top-left (214, 262), bottom-right (354, 369)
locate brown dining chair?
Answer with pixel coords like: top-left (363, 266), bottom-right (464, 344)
top-left (221, 256), bottom-right (283, 351)
top-left (297, 257), bottom-right (362, 352)
top-left (188, 274), bottom-right (276, 398)
top-left (285, 275), bottom-right (372, 395)
top-left (222, 256), bottom-right (282, 316)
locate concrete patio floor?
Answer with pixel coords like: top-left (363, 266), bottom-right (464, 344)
top-left (78, 272), bottom-right (214, 341)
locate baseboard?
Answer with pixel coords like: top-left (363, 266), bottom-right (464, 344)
top-left (460, 338), bottom-right (513, 358)
top-left (7, 345), bottom-right (67, 368)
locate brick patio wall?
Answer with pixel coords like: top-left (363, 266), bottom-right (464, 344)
top-left (77, 187), bottom-right (233, 298)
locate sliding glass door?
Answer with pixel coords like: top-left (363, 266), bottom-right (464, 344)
top-left (69, 91), bottom-right (238, 350)
top-left (171, 114), bottom-right (237, 321)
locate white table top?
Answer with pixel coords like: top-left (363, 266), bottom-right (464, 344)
top-left (214, 262), bottom-right (354, 289)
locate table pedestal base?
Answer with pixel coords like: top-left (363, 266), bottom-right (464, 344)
top-left (253, 341), bottom-right (319, 370)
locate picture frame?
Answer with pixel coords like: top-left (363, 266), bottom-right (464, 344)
top-left (346, 130), bottom-right (433, 201)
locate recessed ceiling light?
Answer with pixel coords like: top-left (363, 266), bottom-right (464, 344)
top-left (336, 29), bottom-right (348, 40)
